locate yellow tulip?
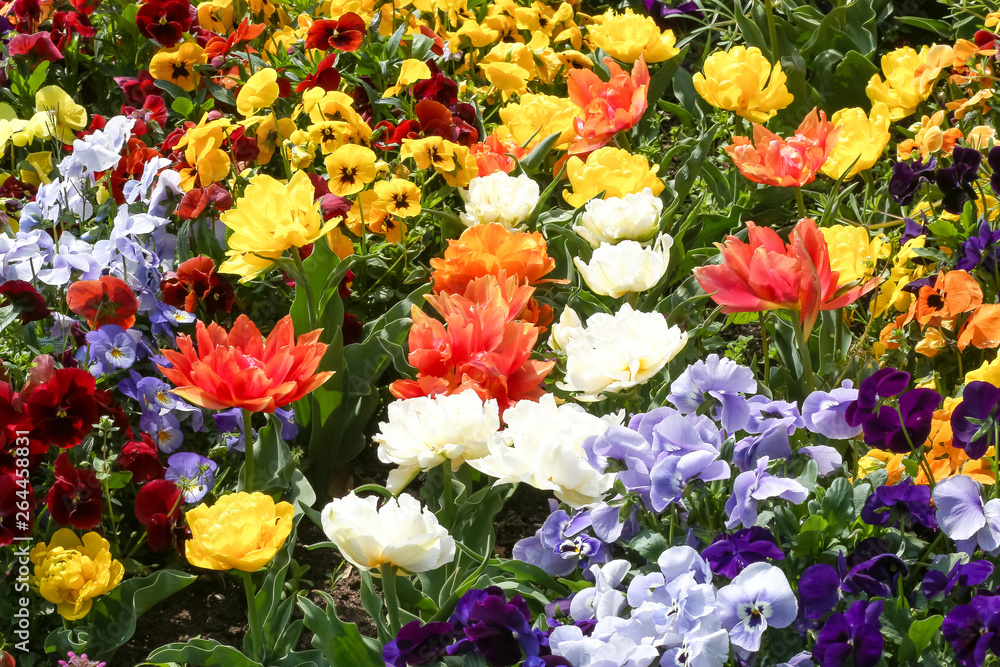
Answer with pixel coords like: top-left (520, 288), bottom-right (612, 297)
top-left (586, 9), bottom-right (679, 64)
top-left (692, 46), bottom-right (793, 123)
top-left (820, 103), bottom-right (891, 179)
top-left (866, 45), bottom-right (953, 121)
top-left (496, 93), bottom-right (579, 150)
top-left (237, 68), bottom-right (280, 117)
top-left (185, 492), bottom-right (295, 572)
top-left (820, 224), bottom-right (889, 287)
top-left (30, 530), bottom-right (124, 621)
top-left (563, 147), bottom-right (664, 208)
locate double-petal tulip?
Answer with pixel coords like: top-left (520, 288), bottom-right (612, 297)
top-left (157, 314), bottom-right (333, 413)
top-left (567, 56), bottom-right (650, 154)
top-left (185, 491), bottom-right (294, 572)
top-left (693, 218), bottom-right (879, 338)
top-left (725, 108), bottom-right (841, 188)
top-left (693, 46), bottom-right (794, 123)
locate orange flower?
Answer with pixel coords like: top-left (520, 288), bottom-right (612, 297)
top-left (157, 315), bottom-right (333, 413)
top-left (724, 108), bottom-right (841, 187)
top-left (567, 55), bottom-right (650, 154)
top-left (958, 303), bottom-right (1000, 351)
top-left (66, 276), bottom-right (139, 329)
top-left (469, 133), bottom-right (526, 176)
top-left (918, 399), bottom-right (995, 485)
top-left (389, 282), bottom-right (554, 413)
top-left (429, 224), bottom-right (559, 296)
top-left (913, 269), bottom-right (982, 327)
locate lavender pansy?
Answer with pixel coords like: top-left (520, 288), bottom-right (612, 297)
top-left (717, 562), bottom-right (798, 652)
top-left (164, 452), bottom-right (218, 503)
top-left (668, 354), bottom-right (757, 432)
top-left (802, 381), bottom-right (862, 440)
top-left (724, 457), bottom-right (809, 529)
top-left (933, 475), bottom-right (1000, 556)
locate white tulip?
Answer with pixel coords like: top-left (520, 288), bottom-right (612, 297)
top-left (574, 233), bottom-right (673, 298)
top-left (574, 188), bottom-right (663, 248)
top-left (375, 390), bottom-right (501, 493)
top-left (460, 171), bottom-right (540, 228)
top-left (552, 304), bottom-right (688, 400)
top-left (321, 492), bottom-right (455, 573)
top-left (467, 394), bottom-right (622, 507)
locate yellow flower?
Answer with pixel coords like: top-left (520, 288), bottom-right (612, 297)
top-left (454, 19), bottom-right (500, 49)
top-left (219, 171), bottom-right (338, 280)
top-left (384, 59), bottom-right (432, 97)
top-left (586, 9), bottom-right (679, 64)
top-left (496, 93), bottom-right (578, 150)
top-left (967, 125), bottom-right (997, 150)
top-left (563, 147), bottom-right (664, 208)
top-left (821, 224), bottom-right (889, 287)
top-left (255, 114), bottom-right (296, 165)
top-left (325, 144), bottom-right (378, 196)
top-left (866, 45), bottom-right (953, 120)
top-left (481, 62), bottom-right (531, 101)
top-left (237, 68), bottom-right (280, 117)
top-left (20, 151), bottom-right (53, 186)
top-left (176, 116), bottom-right (234, 190)
top-left (692, 46), bottom-right (793, 123)
top-left (185, 492), bottom-right (294, 572)
top-left (32, 86), bottom-right (88, 144)
top-left (969, 355), bottom-right (1000, 386)
top-left (400, 136), bottom-right (458, 172)
top-left (374, 178), bottom-right (422, 218)
top-left (150, 42), bottom-right (208, 93)
top-left (872, 236), bottom-right (927, 316)
top-left (30, 529), bottom-right (124, 621)
top-left (283, 130), bottom-right (317, 170)
top-left (820, 103), bottom-right (892, 180)
top-left (198, 0), bottom-right (234, 31)
top-left (897, 110), bottom-right (963, 161)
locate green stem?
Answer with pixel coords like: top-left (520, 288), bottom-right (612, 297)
top-left (381, 563), bottom-right (401, 636)
top-left (793, 318), bottom-right (815, 394)
top-left (242, 408), bottom-right (255, 492)
top-left (759, 311), bottom-right (770, 384)
top-left (794, 187), bottom-right (806, 218)
top-left (441, 464), bottom-right (455, 529)
top-left (765, 0), bottom-right (780, 63)
top-left (241, 571), bottom-right (263, 662)
top-left (290, 249), bottom-right (316, 330)
top-left (894, 405), bottom-right (936, 490)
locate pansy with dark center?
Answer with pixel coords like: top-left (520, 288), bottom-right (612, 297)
top-left (937, 147), bottom-right (983, 214)
top-left (951, 381), bottom-right (1000, 460)
top-left (383, 620), bottom-right (459, 667)
top-left (702, 526), bottom-right (785, 578)
top-left (943, 595), bottom-right (1000, 667)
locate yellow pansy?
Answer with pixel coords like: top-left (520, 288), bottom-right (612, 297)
top-left (586, 9), bottom-right (679, 64)
top-left (384, 59), bottom-right (433, 97)
top-left (820, 103), bottom-right (892, 180)
top-left (400, 136), bottom-right (458, 172)
top-left (31, 86), bottom-right (88, 144)
top-left (185, 492), bottom-right (294, 572)
top-left (692, 46), bottom-right (793, 123)
top-left (20, 151), bottom-right (53, 187)
top-left (872, 236), bottom-right (928, 317)
top-left (563, 147), bottom-right (664, 208)
top-left (31, 530), bottom-right (124, 621)
top-left (237, 68), bottom-right (280, 117)
top-left (481, 62), bottom-right (531, 101)
top-left (374, 178), bottom-right (422, 218)
top-left (197, 0), bottom-right (234, 32)
top-left (150, 42), bottom-right (208, 93)
top-left (325, 144), bottom-right (378, 196)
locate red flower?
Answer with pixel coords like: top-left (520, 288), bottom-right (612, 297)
top-left (0, 472), bottom-right (33, 547)
top-left (25, 368), bottom-right (101, 449)
top-left (135, 479), bottom-right (188, 552)
top-left (12, 0), bottom-right (41, 31)
top-left (305, 13), bottom-right (366, 52)
top-left (8, 32), bottom-right (64, 61)
top-left (372, 119), bottom-right (419, 151)
top-left (66, 275), bottom-right (139, 329)
top-left (203, 17), bottom-right (266, 61)
top-left (135, 0), bottom-right (192, 47)
top-left (174, 182), bottom-right (233, 220)
top-left (122, 94), bottom-right (168, 136)
top-left (51, 11), bottom-right (96, 50)
top-left (414, 98), bottom-right (479, 145)
top-left (0, 280), bottom-right (50, 323)
top-left (295, 52), bottom-right (342, 92)
top-left (160, 255), bottom-right (235, 314)
top-left (320, 193), bottom-right (351, 222)
top-left (47, 453), bottom-right (103, 530)
top-left (567, 55), bottom-right (650, 154)
top-left (115, 71), bottom-right (159, 107)
top-left (70, 0), bottom-right (102, 15)
top-left (118, 434), bottom-right (164, 483)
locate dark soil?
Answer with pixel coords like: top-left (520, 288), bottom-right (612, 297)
top-left (492, 484), bottom-right (552, 558)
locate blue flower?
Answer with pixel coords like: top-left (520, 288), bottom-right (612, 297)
top-left (165, 452), bottom-right (218, 503)
top-left (717, 562), bottom-right (798, 652)
top-left (667, 354), bottom-right (756, 432)
top-left (84, 325), bottom-right (139, 373)
top-left (513, 509), bottom-right (606, 577)
top-left (140, 411), bottom-right (184, 453)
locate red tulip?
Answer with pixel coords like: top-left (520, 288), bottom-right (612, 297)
top-left (725, 108), bottom-right (840, 188)
top-left (693, 218), bottom-right (879, 338)
top-left (567, 55), bottom-right (650, 154)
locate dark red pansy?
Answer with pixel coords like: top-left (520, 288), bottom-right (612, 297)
top-left (47, 452), bottom-right (103, 529)
top-left (0, 419), bottom-right (46, 475)
top-left (8, 32), bottom-right (64, 61)
top-left (118, 434), bottom-right (164, 483)
top-left (0, 472), bottom-right (32, 547)
top-left (114, 71), bottom-right (160, 107)
top-left (160, 255), bottom-right (234, 314)
top-left (175, 183), bottom-right (232, 221)
top-left (305, 13), bottom-right (366, 52)
top-left (295, 53), bottom-right (342, 93)
top-left (135, 0), bottom-right (192, 47)
top-left (135, 479), bottom-right (186, 552)
top-left (66, 275), bottom-right (139, 329)
top-left (25, 368), bottom-right (100, 449)
top-left (320, 193), bottom-right (352, 222)
top-left (0, 280), bottom-right (50, 324)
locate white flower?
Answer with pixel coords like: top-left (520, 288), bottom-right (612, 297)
top-left (375, 390), bottom-right (501, 493)
top-left (574, 233), bottom-right (673, 298)
top-left (467, 394), bottom-right (622, 507)
top-left (574, 188), bottom-right (663, 248)
top-left (460, 171), bottom-right (540, 228)
top-left (552, 304), bottom-right (688, 400)
top-left (321, 492), bottom-right (455, 574)
top-left (72, 116), bottom-right (136, 175)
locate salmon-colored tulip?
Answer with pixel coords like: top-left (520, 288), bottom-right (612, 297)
top-left (567, 56), bottom-right (650, 154)
top-left (693, 218), bottom-right (879, 338)
top-left (157, 315), bottom-right (333, 413)
top-left (725, 108), bottom-right (841, 187)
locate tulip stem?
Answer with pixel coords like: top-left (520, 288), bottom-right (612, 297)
top-left (241, 571), bottom-right (263, 661)
top-left (792, 319), bottom-right (815, 394)
top-left (243, 408), bottom-right (255, 492)
top-left (765, 0), bottom-right (780, 63)
top-left (759, 311), bottom-right (770, 384)
top-left (381, 563), bottom-right (402, 636)
top-left (794, 187), bottom-right (806, 218)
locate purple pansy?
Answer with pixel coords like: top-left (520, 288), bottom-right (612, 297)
top-left (937, 147), bottom-right (982, 214)
top-left (667, 354), bottom-right (757, 432)
top-left (383, 620), bottom-right (459, 667)
top-left (943, 595), bottom-right (1000, 667)
top-left (802, 381), bottom-right (862, 440)
top-left (951, 381), bottom-right (1000, 460)
top-left (513, 509), bottom-right (606, 577)
top-left (923, 559), bottom-right (994, 600)
top-left (724, 457), bottom-right (808, 529)
top-left (889, 157), bottom-right (936, 205)
top-left (860, 478), bottom-right (938, 531)
top-left (702, 527), bottom-right (785, 578)
top-left (165, 452), bottom-right (218, 503)
top-left (812, 600), bottom-right (884, 667)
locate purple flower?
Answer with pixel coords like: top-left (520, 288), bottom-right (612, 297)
top-left (214, 407), bottom-right (248, 452)
top-left (150, 301), bottom-right (196, 337)
top-left (901, 216), bottom-right (929, 243)
top-left (857, 388), bottom-right (941, 454)
top-left (860, 478), bottom-right (937, 531)
top-left (643, 0), bottom-right (703, 30)
top-left (724, 457), bottom-right (808, 529)
top-left (990, 146), bottom-right (1000, 197)
top-left (799, 551), bottom-right (906, 619)
top-left (274, 407), bottom-right (298, 441)
top-left (649, 449), bottom-right (730, 510)
top-left (733, 426), bottom-right (792, 472)
top-left (933, 475), bottom-right (1000, 556)
top-left (957, 221), bottom-right (1000, 273)
top-left (889, 157), bottom-right (936, 205)
top-left (165, 452), bottom-right (218, 503)
top-left (140, 411), bottom-right (184, 453)
top-left (513, 509), bottom-right (605, 577)
top-left (951, 381), bottom-right (1000, 460)
top-left (802, 382), bottom-right (862, 440)
top-left (745, 396), bottom-right (803, 434)
top-left (923, 559), bottom-right (994, 600)
top-left (799, 561), bottom-right (844, 619)
top-left (383, 620), bottom-right (458, 667)
top-left (668, 354), bottom-right (757, 432)
top-left (702, 527), bottom-right (784, 578)
top-left (717, 562), bottom-right (798, 652)
top-left (937, 147), bottom-right (982, 214)
top-left (84, 324), bottom-right (139, 373)
top-left (812, 600), bottom-right (884, 667)
top-left (57, 653), bottom-right (107, 667)
top-left (845, 368), bottom-right (910, 429)
top-left (943, 595), bottom-right (1000, 667)
top-left (798, 446), bottom-right (843, 477)
top-left (448, 587), bottom-right (544, 667)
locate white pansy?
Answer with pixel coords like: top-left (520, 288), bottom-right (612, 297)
top-left (375, 390), bottom-right (501, 493)
top-left (574, 188), bottom-right (663, 248)
top-left (552, 304), bottom-right (687, 400)
top-left (467, 394), bottom-right (622, 507)
top-left (460, 171), bottom-right (540, 228)
top-left (321, 492), bottom-right (455, 573)
top-left (574, 233), bottom-right (673, 298)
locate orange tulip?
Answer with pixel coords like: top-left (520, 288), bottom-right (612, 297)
top-left (692, 218), bottom-right (878, 338)
top-left (157, 315), bottom-right (333, 413)
top-left (389, 280), bottom-right (554, 414)
top-left (724, 108), bottom-right (841, 187)
top-left (567, 55), bottom-right (650, 154)
top-left (913, 269), bottom-right (982, 327)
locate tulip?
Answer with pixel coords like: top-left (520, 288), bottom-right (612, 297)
top-left (693, 46), bottom-right (794, 123)
top-left (820, 103), bottom-right (892, 180)
top-left (586, 8), bottom-right (680, 64)
top-left (866, 45), bottom-right (954, 120)
top-left (573, 188), bottom-right (663, 248)
top-left (185, 491), bottom-right (295, 572)
top-left (459, 171), bottom-right (540, 229)
top-left (725, 108), bottom-right (841, 189)
top-left (567, 56), bottom-right (650, 154)
top-left (30, 529), bottom-right (124, 620)
top-left (573, 233), bottom-right (673, 298)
